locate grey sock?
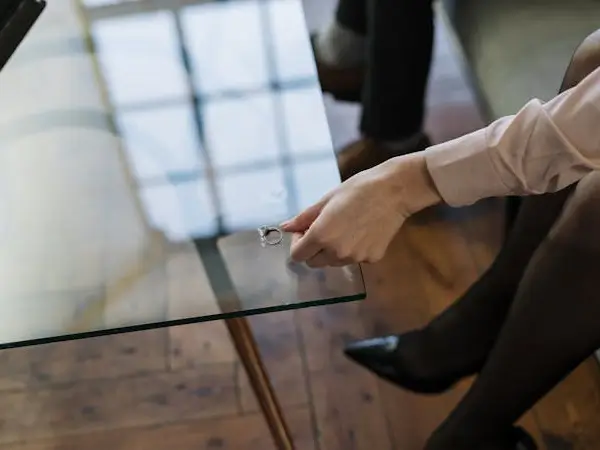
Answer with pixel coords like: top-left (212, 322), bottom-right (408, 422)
top-left (315, 20), bottom-right (366, 68)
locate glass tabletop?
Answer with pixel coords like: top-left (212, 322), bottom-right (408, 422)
top-left (0, 0), bottom-right (365, 348)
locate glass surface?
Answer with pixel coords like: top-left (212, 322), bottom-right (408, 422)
top-left (0, 0), bottom-right (365, 348)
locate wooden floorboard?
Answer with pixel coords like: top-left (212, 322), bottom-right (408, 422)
top-left (4, 408), bottom-right (316, 450)
top-left (534, 360), bottom-right (600, 450)
top-left (0, 363), bottom-right (238, 445)
top-left (240, 312), bottom-right (309, 413)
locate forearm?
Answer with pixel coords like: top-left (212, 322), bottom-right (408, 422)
top-left (382, 152), bottom-right (443, 215)
top-left (423, 66), bottom-right (600, 207)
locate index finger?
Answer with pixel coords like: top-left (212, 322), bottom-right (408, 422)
top-left (289, 230), bottom-right (322, 263)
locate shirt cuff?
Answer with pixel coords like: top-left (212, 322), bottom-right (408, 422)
top-left (424, 129), bottom-right (513, 206)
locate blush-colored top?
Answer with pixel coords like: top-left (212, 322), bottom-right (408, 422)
top-left (425, 66), bottom-right (600, 206)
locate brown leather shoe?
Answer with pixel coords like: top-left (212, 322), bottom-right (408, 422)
top-left (337, 134), bottom-right (432, 181)
top-left (310, 34), bottom-right (364, 103)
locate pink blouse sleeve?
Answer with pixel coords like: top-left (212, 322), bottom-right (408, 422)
top-left (424, 66), bottom-right (600, 206)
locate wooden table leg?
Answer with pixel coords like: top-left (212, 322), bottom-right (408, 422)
top-left (225, 317), bottom-right (295, 450)
top-left (192, 240), bottom-right (294, 448)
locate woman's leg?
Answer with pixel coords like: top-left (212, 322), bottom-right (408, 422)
top-left (502, 32), bottom-right (600, 234)
top-left (345, 29), bottom-right (600, 392)
top-left (317, 0), bottom-right (367, 68)
top-left (360, 0), bottom-right (434, 142)
top-left (336, 0), bottom-right (435, 179)
top-left (335, 0), bottom-right (368, 35)
top-left (312, 0), bottom-right (367, 101)
top-left (345, 187), bottom-right (574, 392)
top-left (426, 171), bottom-right (600, 449)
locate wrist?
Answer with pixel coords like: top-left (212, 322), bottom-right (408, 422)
top-left (382, 152), bottom-right (443, 215)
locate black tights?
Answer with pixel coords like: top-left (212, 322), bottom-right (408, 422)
top-left (421, 31), bottom-right (600, 449)
top-left (427, 175), bottom-right (600, 449)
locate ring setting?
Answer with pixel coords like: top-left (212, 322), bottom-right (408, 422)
top-left (257, 225), bottom-right (283, 246)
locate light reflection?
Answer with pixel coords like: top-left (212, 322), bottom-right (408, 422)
top-left (181, 1), bottom-right (271, 94)
top-left (89, 0), bottom-right (336, 242)
top-left (82, 0), bottom-right (139, 6)
top-left (115, 104), bottom-right (203, 179)
top-left (91, 11), bottom-right (189, 106)
top-left (292, 158), bottom-right (340, 210)
top-left (267, 0), bottom-right (318, 81)
top-left (279, 86), bottom-right (334, 157)
top-left (201, 91), bottom-right (280, 169)
top-left (139, 180), bottom-right (218, 243)
top-left (0, 0), bottom-right (364, 346)
top-left (216, 167), bottom-right (289, 231)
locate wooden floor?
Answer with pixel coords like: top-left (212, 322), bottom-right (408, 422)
top-left (3, 3), bottom-right (600, 450)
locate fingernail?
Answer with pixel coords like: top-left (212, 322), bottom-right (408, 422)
top-left (280, 220), bottom-right (291, 228)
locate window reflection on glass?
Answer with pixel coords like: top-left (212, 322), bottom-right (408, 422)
top-left (116, 104), bottom-right (203, 180)
top-left (91, 11), bottom-right (188, 106)
top-left (82, 0), bottom-right (339, 239)
top-left (279, 86), bottom-right (333, 157)
top-left (202, 91), bottom-right (280, 169)
top-left (140, 180), bottom-right (218, 241)
top-left (267, 0), bottom-right (317, 81)
top-left (81, 0), bottom-right (131, 8)
top-left (81, 0), bottom-right (124, 6)
top-left (181, 1), bottom-right (270, 94)
top-left (82, 0), bottom-right (145, 6)
top-left (292, 159), bottom-right (340, 210)
top-left (217, 168), bottom-right (289, 231)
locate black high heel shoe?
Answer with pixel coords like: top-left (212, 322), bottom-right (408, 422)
top-left (344, 330), bottom-right (484, 394)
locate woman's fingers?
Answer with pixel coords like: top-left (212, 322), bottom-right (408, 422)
top-left (289, 229), bottom-right (323, 262)
top-left (281, 196), bottom-right (330, 233)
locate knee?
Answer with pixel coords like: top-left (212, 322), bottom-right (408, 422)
top-left (549, 173), bottom-right (600, 249)
top-left (562, 29), bottom-right (600, 89)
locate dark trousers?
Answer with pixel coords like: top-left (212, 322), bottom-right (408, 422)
top-left (336, 0), bottom-right (435, 140)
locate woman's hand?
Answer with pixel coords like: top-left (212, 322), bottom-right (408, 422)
top-left (280, 153), bottom-right (442, 267)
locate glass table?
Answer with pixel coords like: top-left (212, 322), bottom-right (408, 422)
top-left (0, 0), bottom-right (365, 448)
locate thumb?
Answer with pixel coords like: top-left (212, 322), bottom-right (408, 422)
top-left (281, 197), bottom-right (329, 232)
